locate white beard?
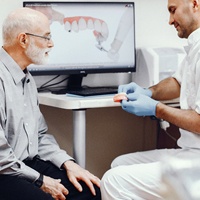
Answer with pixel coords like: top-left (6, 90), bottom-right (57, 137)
top-left (25, 39), bottom-right (50, 65)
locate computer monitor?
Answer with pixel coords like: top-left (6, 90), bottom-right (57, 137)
top-left (23, 1), bottom-right (136, 93)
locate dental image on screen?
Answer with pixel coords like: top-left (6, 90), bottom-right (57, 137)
top-left (24, 2), bottom-right (135, 73)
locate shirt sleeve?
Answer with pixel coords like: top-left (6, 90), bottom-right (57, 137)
top-left (172, 57), bottom-right (186, 85)
top-left (194, 59), bottom-right (200, 114)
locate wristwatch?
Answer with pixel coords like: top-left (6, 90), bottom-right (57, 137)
top-left (34, 174), bottom-right (43, 188)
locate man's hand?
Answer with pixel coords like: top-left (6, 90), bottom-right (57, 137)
top-left (122, 93), bottom-right (159, 116)
top-left (63, 160), bottom-right (100, 196)
top-left (118, 82), bottom-right (152, 97)
top-left (41, 176), bottom-right (68, 200)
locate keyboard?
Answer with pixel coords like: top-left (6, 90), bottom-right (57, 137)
top-left (67, 86), bottom-right (118, 96)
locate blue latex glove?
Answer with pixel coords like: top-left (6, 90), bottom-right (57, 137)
top-left (118, 82), bottom-right (152, 97)
top-left (121, 93), bottom-right (159, 116)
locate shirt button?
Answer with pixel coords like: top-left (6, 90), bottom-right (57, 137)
top-left (24, 103), bottom-right (27, 107)
top-left (25, 123), bottom-right (28, 126)
top-left (30, 142), bottom-right (32, 145)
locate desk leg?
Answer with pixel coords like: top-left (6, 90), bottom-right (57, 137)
top-left (73, 109), bottom-right (86, 168)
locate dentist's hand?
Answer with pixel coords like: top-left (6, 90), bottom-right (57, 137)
top-left (118, 82), bottom-right (152, 97)
top-left (121, 93), bottom-right (159, 116)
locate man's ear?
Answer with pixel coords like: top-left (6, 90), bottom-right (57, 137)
top-left (193, 0), bottom-right (199, 9)
top-left (18, 33), bottom-right (28, 48)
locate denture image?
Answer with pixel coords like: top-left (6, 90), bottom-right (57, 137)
top-left (63, 16), bottom-right (109, 42)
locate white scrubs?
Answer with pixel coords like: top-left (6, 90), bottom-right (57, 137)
top-left (100, 28), bottom-right (200, 200)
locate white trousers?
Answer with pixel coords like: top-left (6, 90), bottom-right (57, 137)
top-left (100, 148), bottom-right (200, 200)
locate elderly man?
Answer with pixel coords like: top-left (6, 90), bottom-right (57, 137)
top-left (0, 7), bottom-right (101, 200)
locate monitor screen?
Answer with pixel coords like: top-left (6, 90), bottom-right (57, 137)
top-left (23, 1), bottom-right (136, 76)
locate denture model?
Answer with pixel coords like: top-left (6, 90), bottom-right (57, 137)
top-left (113, 92), bottom-right (128, 103)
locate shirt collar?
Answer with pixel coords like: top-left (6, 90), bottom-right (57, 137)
top-left (187, 28), bottom-right (200, 47)
top-left (0, 47), bottom-right (26, 85)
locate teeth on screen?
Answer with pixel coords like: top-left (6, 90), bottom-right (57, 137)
top-left (94, 20), bottom-right (101, 33)
top-left (64, 18), bottom-right (109, 40)
top-left (64, 21), bottom-right (71, 32)
top-left (101, 22), bottom-right (109, 39)
top-left (87, 19), bottom-right (94, 29)
top-left (78, 18), bottom-right (87, 30)
top-left (71, 21), bottom-right (79, 32)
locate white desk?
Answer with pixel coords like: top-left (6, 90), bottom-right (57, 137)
top-left (38, 92), bottom-right (180, 168)
top-left (38, 93), bottom-right (120, 168)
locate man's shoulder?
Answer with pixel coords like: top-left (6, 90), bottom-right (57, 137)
top-left (0, 60), bottom-right (9, 78)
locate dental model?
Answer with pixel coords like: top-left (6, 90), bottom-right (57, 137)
top-left (113, 92), bottom-right (128, 103)
top-left (64, 16), bottom-right (109, 43)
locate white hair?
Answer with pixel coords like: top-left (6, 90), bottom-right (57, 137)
top-left (2, 8), bottom-right (45, 46)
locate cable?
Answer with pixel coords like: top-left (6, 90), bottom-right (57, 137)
top-left (39, 75), bottom-right (60, 88)
top-left (37, 75), bottom-right (69, 92)
top-left (163, 130), bottom-right (177, 142)
top-left (159, 120), bottom-right (177, 143)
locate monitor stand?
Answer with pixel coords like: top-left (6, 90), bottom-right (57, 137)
top-left (52, 74), bottom-right (118, 96)
top-left (51, 74), bottom-right (86, 94)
